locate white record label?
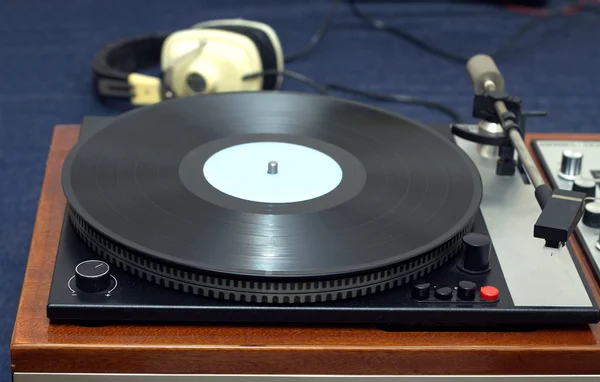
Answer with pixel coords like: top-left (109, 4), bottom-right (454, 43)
top-left (203, 142), bottom-right (343, 203)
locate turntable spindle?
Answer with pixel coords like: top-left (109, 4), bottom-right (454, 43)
top-left (268, 160), bottom-right (278, 174)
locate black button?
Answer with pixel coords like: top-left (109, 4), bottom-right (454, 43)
top-left (434, 286), bottom-right (453, 300)
top-left (457, 280), bottom-right (477, 301)
top-left (411, 282), bottom-right (431, 300)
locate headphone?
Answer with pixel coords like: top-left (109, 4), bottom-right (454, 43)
top-left (92, 19), bottom-right (285, 105)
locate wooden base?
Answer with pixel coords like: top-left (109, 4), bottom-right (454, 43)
top-left (10, 127), bottom-right (600, 376)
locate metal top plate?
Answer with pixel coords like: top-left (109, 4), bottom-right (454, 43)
top-left (456, 136), bottom-right (592, 307)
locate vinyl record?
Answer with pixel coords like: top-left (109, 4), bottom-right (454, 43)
top-left (63, 92), bottom-right (482, 303)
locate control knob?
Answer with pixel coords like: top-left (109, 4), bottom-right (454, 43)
top-left (462, 232), bottom-right (491, 273)
top-left (572, 177), bottom-right (596, 199)
top-left (559, 150), bottom-right (583, 180)
top-left (596, 232), bottom-right (600, 252)
top-left (583, 202), bottom-right (600, 229)
top-left (75, 260), bottom-right (111, 293)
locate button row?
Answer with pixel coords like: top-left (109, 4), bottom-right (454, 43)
top-left (411, 281), bottom-right (499, 302)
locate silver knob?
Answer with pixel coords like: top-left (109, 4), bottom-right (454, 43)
top-left (583, 202), bottom-right (600, 229)
top-left (572, 176), bottom-right (597, 199)
top-left (559, 150), bottom-right (583, 180)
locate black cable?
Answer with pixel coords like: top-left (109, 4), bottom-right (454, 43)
top-left (243, 69), bottom-right (329, 95)
top-left (490, 4), bottom-right (580, 59)
top-left (244, 71), bottom-right (461, 123)
top-left (346, 0), bottom-right (585, 64)
top-left (347, 0), bottom-right (469, 64)
top-left (284, 0), bottom-right (342, 63)
top-left (327, 83), bottom-right (463, 123)
top-left (488, 16), bottom-right (546, 59)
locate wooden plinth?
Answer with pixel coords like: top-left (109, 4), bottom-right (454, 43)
top-left (10, 127), bottom-right (600, 375)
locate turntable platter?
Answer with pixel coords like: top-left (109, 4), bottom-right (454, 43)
top-left (62, 92), bottom-right (482, 303)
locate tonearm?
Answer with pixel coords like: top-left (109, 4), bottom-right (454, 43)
top-left (452, 54), bottom-right (586, 249)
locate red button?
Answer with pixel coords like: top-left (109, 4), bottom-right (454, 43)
top-left (479, 286), bottom-right (499, 302)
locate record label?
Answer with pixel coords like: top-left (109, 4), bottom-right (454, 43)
top-left (202, 141), bottom-right (343, 203)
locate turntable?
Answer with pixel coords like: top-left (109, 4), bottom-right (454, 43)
top-left (43, 90), bottom-right (598, 327)
top-left (43, 54), bottom-right (599, 326)
top-left (11, 55), bottom-right (600, 379)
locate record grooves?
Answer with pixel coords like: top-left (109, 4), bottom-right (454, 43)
top-left (62, 92), bottom-right (483, 303)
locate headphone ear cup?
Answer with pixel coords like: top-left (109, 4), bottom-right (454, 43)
top-left (193, 20), bottom-right (283, 90)
top-left (161, 29), bottom-right (267, 95)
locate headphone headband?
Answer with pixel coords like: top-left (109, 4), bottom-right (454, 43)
top-left (93, 35), bottom-right (167, 101)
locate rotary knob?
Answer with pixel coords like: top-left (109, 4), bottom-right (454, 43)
top-left (462, 232), bottom-right (491, 273)
top-left (572, 177), bottom-right (596, 199)
top-left (596, 232), bottom-right (600, 252)
top-left (559, 150), bottom-right (583, 180)
top-left (75, 260), bottom-right (111, 293)
top-left (583, 202), bottom-right (600, 229)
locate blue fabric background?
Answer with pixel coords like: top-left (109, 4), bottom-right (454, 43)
top-left (0, 0), bottom-right (599, 379)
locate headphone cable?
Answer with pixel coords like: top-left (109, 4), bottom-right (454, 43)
top-left (243, 70), bottom-right (463, 123)
top-left (243, 69), bottom-right (329, 95)
top-left (284, 0), bottom-right (342, 63)
top-left (346, 0), bottom-right (593, 64)
top-left (347, 0), bottom-right (468, 64)
top-left (326, 83), bottom-right (463, 123)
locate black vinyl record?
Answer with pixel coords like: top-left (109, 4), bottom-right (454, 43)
top-left (63, 92), bottom-right (482, 303)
